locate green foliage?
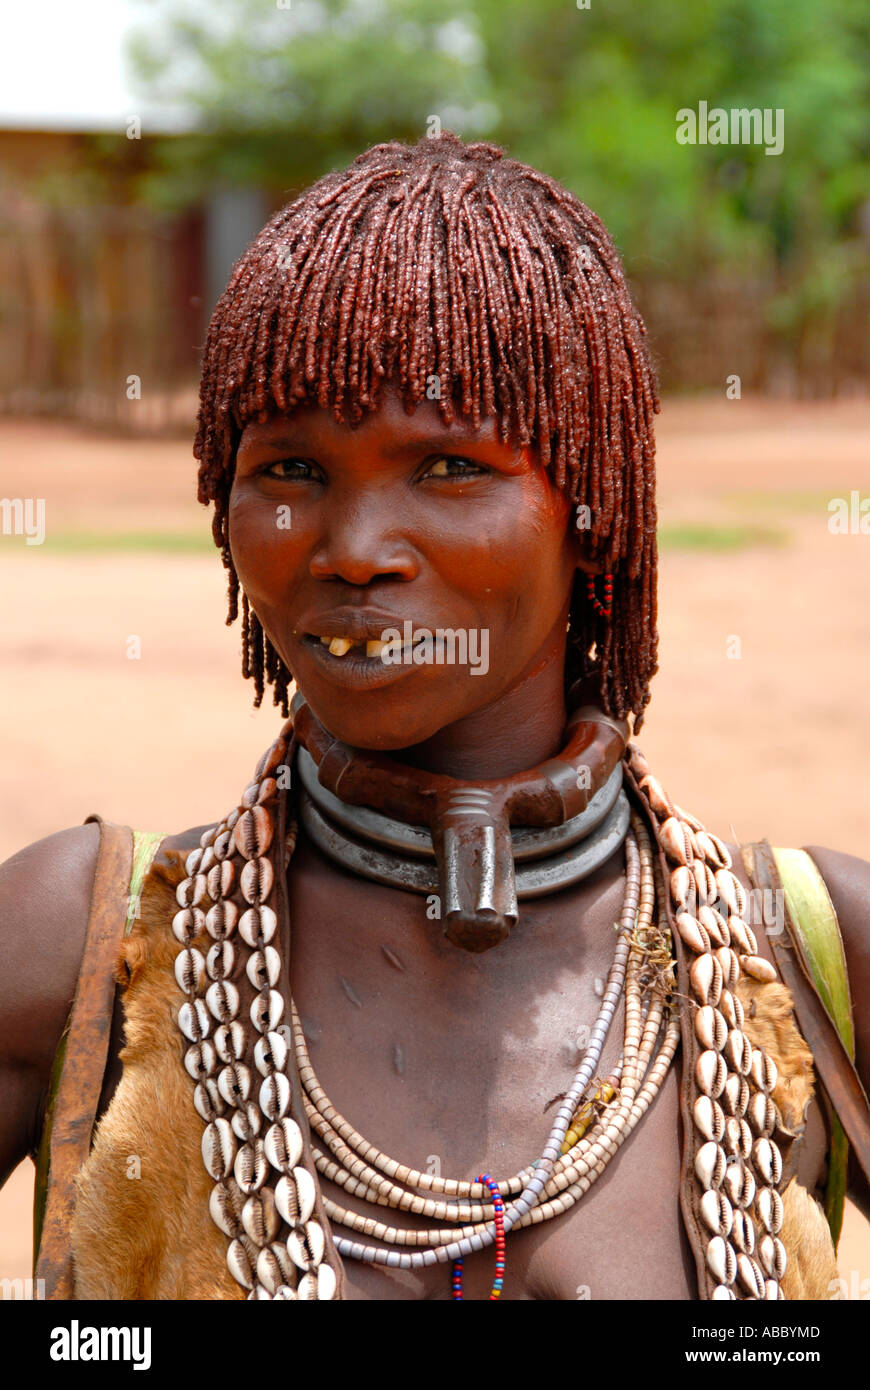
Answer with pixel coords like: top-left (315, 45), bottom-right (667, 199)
top-left (128, 0), bottom-right (870, 385)
top-left (130, 0), bottom-right (497, 204)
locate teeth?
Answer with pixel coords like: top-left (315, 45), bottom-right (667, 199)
top-left (319, 635), bottom-right (388, 658)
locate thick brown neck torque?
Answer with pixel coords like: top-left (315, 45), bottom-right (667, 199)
top-left (291, 692), bottom-right (629, 951)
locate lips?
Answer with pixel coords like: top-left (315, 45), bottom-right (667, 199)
top-left (295, 607), bottom-right (444, 693)
top-left (301, 609), bottom-right (406, 640)
top-left (300, 610), bottom-right (423, 662)
top-left (302, 632), bottom-right (425, 662)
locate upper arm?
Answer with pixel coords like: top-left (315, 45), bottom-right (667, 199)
top-left (802, 844), bottom-right (870, 1220)
top-left (0, 822), bottom-right (101, 1184)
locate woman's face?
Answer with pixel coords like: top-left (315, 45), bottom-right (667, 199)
top-left (229, 384), bottom-right (584, 750)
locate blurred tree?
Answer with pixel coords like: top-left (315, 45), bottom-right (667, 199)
top-left (129, 0), bottom-right (497, 204)
top-left (128, 0), bottom-right (870, 391)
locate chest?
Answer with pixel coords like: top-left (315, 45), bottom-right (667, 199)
top-left (285, 833), bottom-right (828, 1301)
top-left (81, 823), bottom-right (833, 1302)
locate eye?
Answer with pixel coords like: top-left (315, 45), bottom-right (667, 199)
top-left (421, 455), bottom-right (488, 480)
top-left (261, 458), bottom-right (320, 481)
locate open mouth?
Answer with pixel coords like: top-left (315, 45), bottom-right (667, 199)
top-left (301, 632), bottom-right (426, 663)
top-left (297, 630), bottom-right (426, 689)
top-left (304, 634), bottom-right (389, 660)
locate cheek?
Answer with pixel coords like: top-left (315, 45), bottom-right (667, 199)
top-left (435, 485), bottom-right (573, 622)
top-left (227, 486), bottom-right (305, 601)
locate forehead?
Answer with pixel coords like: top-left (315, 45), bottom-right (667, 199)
top-left (238, 384), bottom-right (514, 453)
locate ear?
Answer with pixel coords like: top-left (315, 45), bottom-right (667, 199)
top-left (565, 501), bottom-right (605, 576)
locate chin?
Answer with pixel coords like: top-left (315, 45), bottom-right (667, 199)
top-left (292, 676), bottom-right (479, 754)
top-left (301, 706), bottom-right (444, 753)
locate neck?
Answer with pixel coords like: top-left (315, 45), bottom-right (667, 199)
top-left (396, 630), bottom-right (570, 782)
top-left (289, 626), bottom-right (627, 951)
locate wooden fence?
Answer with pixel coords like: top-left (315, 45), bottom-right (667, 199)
top-left (0, 192), bottom-right (204, 432)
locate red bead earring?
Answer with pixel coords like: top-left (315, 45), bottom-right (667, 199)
top-left (586, 573), bottom-right (613, 619)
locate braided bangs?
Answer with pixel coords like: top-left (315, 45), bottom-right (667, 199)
top-left (194, 131), bottom-right (660, 730)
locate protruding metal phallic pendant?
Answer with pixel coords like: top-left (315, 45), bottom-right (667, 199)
top-left (431, 791), bottom-right (518, 952)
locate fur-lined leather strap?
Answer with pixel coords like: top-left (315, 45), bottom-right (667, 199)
top-left (34, 815), bottom-right (133, 1298)
top-left (741, 840), bottom-right (870, 1244)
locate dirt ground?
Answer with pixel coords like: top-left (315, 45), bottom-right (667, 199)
top-left (1, 396), bottom-right (869, 1293)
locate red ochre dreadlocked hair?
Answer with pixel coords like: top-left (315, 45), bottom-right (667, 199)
top-left (194, 130), bottom-right (660, 731)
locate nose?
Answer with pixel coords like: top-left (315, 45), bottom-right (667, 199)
top-left (308, 494), bottom-right (420, 586)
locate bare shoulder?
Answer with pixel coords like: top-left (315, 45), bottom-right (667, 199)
top-left (0, 823), bottom-right (103, 1068)
top-left (0, 819), bottom-right (218, 1015)
top-left (0, 818), bottom-right (215, 1176)
top-left (0, 818), bottom-right (218, 1040)
top-left (0, 823), bottom-right (103, 1175)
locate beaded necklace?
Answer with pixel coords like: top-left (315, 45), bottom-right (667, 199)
top-left (452, 1178), bottom-right (505, 1299)
top-left (171, 718), bottom-right (789, 1301)
top-left (292, 811), bottom-right (677, 1278)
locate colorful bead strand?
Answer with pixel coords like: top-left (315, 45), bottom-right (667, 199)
top-left (452, 1175), bottom-right (505, 1299)
top-left (586, 572), bottom-right (614, 619)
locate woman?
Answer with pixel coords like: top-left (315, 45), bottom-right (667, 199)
top-left (2, 131), bottom-right (869, 1301)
